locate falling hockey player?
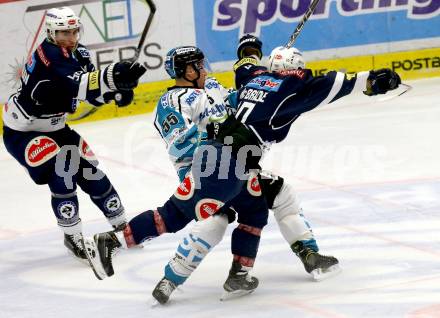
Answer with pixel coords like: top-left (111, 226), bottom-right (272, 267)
top-left (150, 40), bottom-right (341, 304)
top-left (2, 7), bottom-right (146, 263)
top-left (83, 36), bottom-right (402, 299)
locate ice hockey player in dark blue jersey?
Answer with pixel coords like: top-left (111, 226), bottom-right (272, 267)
top-left (2, 7), bottom-right (146, 262)
top-left (221, 35), bottom-right (401, 160)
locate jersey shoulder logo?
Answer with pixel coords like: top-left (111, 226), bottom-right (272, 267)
top-left (77, 47), bottom-right (90, 59)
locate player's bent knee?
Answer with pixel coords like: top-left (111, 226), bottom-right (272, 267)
top-left (191, 214), bottom-right (228, 247)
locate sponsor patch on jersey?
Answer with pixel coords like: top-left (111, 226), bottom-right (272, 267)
top-left (185, 90), bottom-right (202, 105)
top-left (88, 71), bottom-right (100, 90)
top-left (174, 174), bottom-right (195, 200)
top-left (195, 198), bottom-right (224, 220)
top-left (247, 76), bottom-right (283, 92)
top-left (25, 136), bottom-right (59, 167)
top-left (247, 174), bottom-right (262, 196)
top-left (77, 47), bottom-right (90, 59)
top-left (36, 45), bottom-right (50, 67)
top-left (233, 57), bottom-right (258, 71)
top-left (198, 103), bottom-right (227, 122)
top-left (205, 78), bottom-right (220, 89)
top-left (79, 138), bottom-right (97, 162)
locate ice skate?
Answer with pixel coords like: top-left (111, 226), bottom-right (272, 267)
top-left (291, 241), bottom-right (341, 281)
top-left (64, 233), bottom-right (88, 264)
top-left (152, 277), bottom-right (177, 305)
top-left (84, 231), bottom-right (122, 280)
top-left (220, 261), bottom-right (259, 301)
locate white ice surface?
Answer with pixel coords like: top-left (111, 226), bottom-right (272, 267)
top-left (1, 78), bottom-right (440, 318)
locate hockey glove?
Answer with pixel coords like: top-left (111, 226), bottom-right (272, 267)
top-left (105, 61), bottom-right (146, 91)
top-left (364, 68), bottom-right (401, 96)
top-left (219, 207), bottom-right (236, 224)
top-left (206, 115), bottom-right (262, 171)
top-left (104, 90), bottom-right (134, 107)
top-left (237, 34), bottom-right (263, 60)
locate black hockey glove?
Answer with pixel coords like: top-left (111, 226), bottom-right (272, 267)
top-left (218, 207), bottom-right (236, 224)
top-left (237, 34), bottom-right (263, 59)
top-left (206, 115), bottom-right (262, 171)
top-left (258, 172), bottom-right (284, 209)
top-left (103, 90), bottom-right (134, 107)
top-left (364, 68), bottom-right (401, 96)
top-left (105, 61), bottom-right (146, 91)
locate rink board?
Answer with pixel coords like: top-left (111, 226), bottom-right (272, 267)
top-left (1, 47), bottom-right (439, 135)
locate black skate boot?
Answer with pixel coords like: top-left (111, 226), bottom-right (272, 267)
top-left (221, 261), bottom-right (259, 301)
top-left (152, 277), bottom-right (177, 305)
top-left (95, 231), bottom-right (122, 277)
top-left (83, 231), bottom-right (122, 280)
top-left (291, 241), bottom-right (341, 281)
top-left (64, 233), bottom-right (87, 263)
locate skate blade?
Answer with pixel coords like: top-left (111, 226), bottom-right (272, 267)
top-left (83, 238), bottom-right (107, 280)
top-left (311, 264), bottom-right (342, 282)
top-left (220, 289), bottom-right (255, 301)
top-left (148, 296), bottom-right (162, 307)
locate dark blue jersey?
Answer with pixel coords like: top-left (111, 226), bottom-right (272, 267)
top-left (233, 58), bottom-right (370, 144)
top-left (4, 39), bottom-right (112, 132)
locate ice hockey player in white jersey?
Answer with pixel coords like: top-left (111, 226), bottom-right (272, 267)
top-left (2, 7), bottom-right (145, 262)
top-left (151, 44), bottom-right (340, 304)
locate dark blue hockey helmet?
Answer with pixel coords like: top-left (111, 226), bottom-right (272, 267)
top-left (165, 46), bottom-right (205, 79)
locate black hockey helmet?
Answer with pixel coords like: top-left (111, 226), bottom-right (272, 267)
top-left (165, 46), bottom-right (205, 79)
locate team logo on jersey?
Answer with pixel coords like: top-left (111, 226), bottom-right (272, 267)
top-left (174, 174), bottom-right (195, 200)
top-left (247, 174), bottom-right (262, 196)
top-left (195, 198), bottom-right (224, 220)
top-left (104, 195), bottom-right (122, 213)
top-left (79, 138), bottom-right (97, 162)
top-left (57, 201), bottom-right (77, 219)
top-left (25, 136), bottom-right (60, 167)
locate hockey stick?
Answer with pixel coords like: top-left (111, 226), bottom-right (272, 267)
top-left (285, 0), bottom-right (321, 48)
top-left (131, 0), bottom-right (157, 64)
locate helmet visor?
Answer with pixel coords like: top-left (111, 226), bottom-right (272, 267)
top-left (194, 58), bottom-right (212, 75)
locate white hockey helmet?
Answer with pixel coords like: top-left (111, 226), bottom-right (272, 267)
top-left (268, 46), bottom-right (305, 72)
top-left (46, 7), bottom-right (82, 42)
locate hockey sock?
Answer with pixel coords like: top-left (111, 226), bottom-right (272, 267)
top-left (49, 176), bottom-right (81, 234)
top-left (231, 224), bottom-right (262, 266)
